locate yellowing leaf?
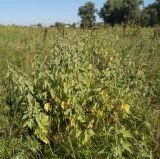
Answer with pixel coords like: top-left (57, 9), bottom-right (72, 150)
top-left (97, 110), bottom-right (103, 118)
top-left (88, 119), bottom-right (94, 128)
top-left (89, 64), bottom-right (92, 70)
top-left (60, 101), bottom-right (65, 110)
top-left (70, 117), bottom-right (76, 127)
top-left (44, 103), bottom-right (51, 112)
top-left (121, 103), bottom-right (130, 114)
top-left (35, 127), bottom-right (49, 144)
top-left (42, 138), bottom-right (49, 144)
top-left (55, 96), bottom-right (60, 104)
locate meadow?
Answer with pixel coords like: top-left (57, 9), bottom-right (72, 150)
top-left (0, 26), bottom-right (160, 159)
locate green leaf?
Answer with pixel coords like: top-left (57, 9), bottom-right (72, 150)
top-left (121, 140), bottom-right (132, 154)
top-left (123, 130), bottom-right (133, 139)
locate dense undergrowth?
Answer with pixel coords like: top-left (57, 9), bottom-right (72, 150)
top-left (0, 26), bottom-right (160, 158)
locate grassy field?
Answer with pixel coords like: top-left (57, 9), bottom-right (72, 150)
top-left (0, 26), bottom-right (160, 159)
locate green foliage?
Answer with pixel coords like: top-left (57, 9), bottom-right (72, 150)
top-left (37, 23), bottom-right (43, 28)
top-left (99, 0), bottom-right (143, 26)
top-left (78, 1), bottom-right (97, 28)
top-left (0, 26), bottom-right (160, 158)
top-left (55, 22), bottom-right (65, 28)
top-left (142, 3), bottom-right (159, 26)
top-left (0, 137), bottom-right (41, 159)
top-left (98, 0), bottom-right (160, 27)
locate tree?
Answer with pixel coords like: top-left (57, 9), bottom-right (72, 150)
top-left (78, 1), bottom-right (97, 28)
top-left (37, 23), bottom-right (42, 28)
top-left (99, 0), bottom-right (144, 26)
top-left (71, 22), bottom-right (76, 28)
top-left (50, 25), bottom-right (54, 28)
top-left (139, 0), bottom-right (160, 26)
top-left (55, 22), bottom-right (65, 28)
top-left (142, 4), bottom-right (158, 26)
top-left (155, 0), bottom-right (160, 23)
top-left (123, 0), bottom-right (143, 25)
top-left (99, 0), bottom-right (125, 26)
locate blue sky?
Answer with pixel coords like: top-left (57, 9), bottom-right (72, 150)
top-left (0, 0), bottom-right (155, 26)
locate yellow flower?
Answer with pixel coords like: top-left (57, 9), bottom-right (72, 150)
top-left (121, 103), bottom-right (130, 114)
top-left (44, 103), bottom-right (51, 112)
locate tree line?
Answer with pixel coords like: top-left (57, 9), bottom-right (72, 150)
top-left (78, 0), bottom-right (160, 28)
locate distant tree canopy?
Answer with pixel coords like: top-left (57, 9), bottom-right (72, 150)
top-left (37, 23), bottom-right (43, 28)
top-left (99, 0), bottom-right (144, 26)
top-left (55, 22), bottom-right (65, 28)
top-left (142, 3), bottom-right (158, 26)
top-left (79, 0), bottom-right (160, 27)
top-left (140, 0), bottom-right (160, 26)
top-left (78, 1), bottom-right (97, 28)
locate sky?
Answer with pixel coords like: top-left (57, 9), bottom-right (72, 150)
top-left (0, 0), bottom-right (155, 26)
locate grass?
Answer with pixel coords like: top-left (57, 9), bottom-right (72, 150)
top-left (0, 25), bottom-right (160, 159)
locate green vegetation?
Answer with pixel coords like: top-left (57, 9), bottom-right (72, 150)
top-left (78, 1), bottom-right (97, 28)
top-left (78, 0), bottom-right (160, 28)
top-left (0, 26), bottom-right (160, 158)
top-left (99, 0), bottom-right (144, 26)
